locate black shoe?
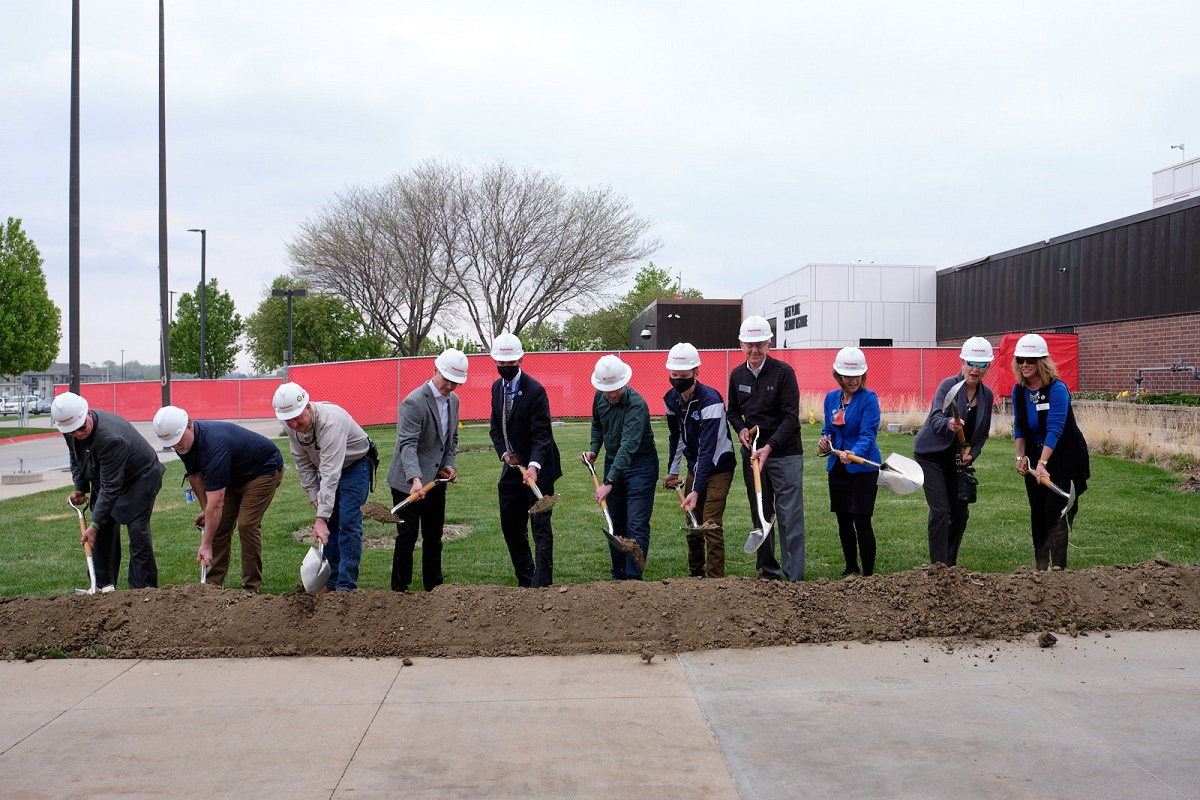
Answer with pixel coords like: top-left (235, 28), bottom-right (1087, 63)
top-left (841, 566), bottom-right (860, 577)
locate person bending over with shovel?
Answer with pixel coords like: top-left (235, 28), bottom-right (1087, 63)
top-left (53, 392), bottom-right (165, 590)
top-left (153, 405), bottom-right (285, 592)
top-left (585, 354), bottom-right (658, 581)
top-left (662, 343), bottom-right (737, 578)
top-left (274, 382), bottom-right (374, 592)
top-left (816, 348), bottom-right (881, 578)
top-left (1012, 334), bottom-right (1090, 570)
top-left (389, 349), bottom-right (466, 592)
top-left (488, 333), bottom-right (562, 588)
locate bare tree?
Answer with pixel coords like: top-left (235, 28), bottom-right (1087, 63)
top-left (287, 158), bottom-right (658, 355)
top-left (443, 161), bottom-right (659, 347)
top-left (288, 177), bottom-right (456, 357)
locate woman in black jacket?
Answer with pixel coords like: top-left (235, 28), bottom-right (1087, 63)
top-left (912, 337), bottom-right (995, 567)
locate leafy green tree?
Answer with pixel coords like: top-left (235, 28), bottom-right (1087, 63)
top-left (169, 278), bottom-right (243, 378)
top-left (243, 276), bottom-right (387, 372)
top-left (0, 218), bottom-right (61, 376)
top-left (561, 263), bottom-right (702, 351)
top-left (417, 333), bottom-right (483, 356)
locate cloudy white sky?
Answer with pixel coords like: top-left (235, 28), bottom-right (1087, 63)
top-left (3, 1), bottom-right (1197, 371)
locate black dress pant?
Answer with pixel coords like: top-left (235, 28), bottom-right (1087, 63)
top-left (917, 456), bottom-right (969, 566)
top-left (498, 476), bottom-right (554, 588)
top-left (391, 484), bottom-right (446, 592)
top-left (92, 504), bottom-right (158, 589)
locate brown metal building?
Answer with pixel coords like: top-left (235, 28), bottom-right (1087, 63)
top-left (937, 195), bottom-right (1200, 393)
top-left (630, 298), bottom-right (743, 351)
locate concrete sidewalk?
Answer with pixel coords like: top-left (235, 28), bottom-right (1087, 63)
top-left (1, 631), bottom-right (1197, 799)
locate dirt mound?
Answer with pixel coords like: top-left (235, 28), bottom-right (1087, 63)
top-left (3, 560), bottom-right (1197, 660)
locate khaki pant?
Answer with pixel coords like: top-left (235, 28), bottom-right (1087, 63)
top-left (685, 470), bottom-right (733, 578)
top-left (207, 469), bottom-right (283, 592)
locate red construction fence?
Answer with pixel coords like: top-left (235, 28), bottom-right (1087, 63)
top-left (61, 340), bottom-right (1079, 426)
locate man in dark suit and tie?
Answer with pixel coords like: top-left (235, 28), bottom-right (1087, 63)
top-left (488, 333), bottom-right (563, 588)
top-left (388, 348), bottom-right (466, 592)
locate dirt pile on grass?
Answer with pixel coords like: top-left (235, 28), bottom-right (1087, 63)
top-left (2, 560), bottom-right (1197, 660)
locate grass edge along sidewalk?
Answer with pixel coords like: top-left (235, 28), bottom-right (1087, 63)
top-left (1, 422), bottom-right (1197, 596)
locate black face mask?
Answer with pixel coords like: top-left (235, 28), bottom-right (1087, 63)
top-left (670, 377), bottom-right (695, 394)
top-left (497, 365), bottom-right (520, 382)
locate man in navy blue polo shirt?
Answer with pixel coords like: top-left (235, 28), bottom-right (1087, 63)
top-left (154, 406), bottom-right (285, 592)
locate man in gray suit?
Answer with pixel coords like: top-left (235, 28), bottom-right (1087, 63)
top-left (388, 348), bottom-right (467, 591)
top-left (52, 392), bottom-right (165, 589)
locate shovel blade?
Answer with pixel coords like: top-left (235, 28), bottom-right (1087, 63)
top-left (301, 544), bottom-right (331, 593)
top-left (528, 494), bottom-right (560, 516)
top-left (743, 527), bottom-right (768, 554)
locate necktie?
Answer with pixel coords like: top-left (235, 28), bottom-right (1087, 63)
top-left (502, 384), bottom-right (514, 454)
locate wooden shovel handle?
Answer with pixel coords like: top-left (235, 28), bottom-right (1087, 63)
top-left (587, 467), bottom-right (609, 511)
top-left (406, 479), bottom-right (439, 503)
top-left (830, 447), bottom-right (869, 466)
top-left (516, 464), bottom-right (537, 490)
top-left (83, 540), bottom-right (93, 558)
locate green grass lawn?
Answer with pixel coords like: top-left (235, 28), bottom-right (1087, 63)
top-left (2, 421), bottom-right (1197, 596)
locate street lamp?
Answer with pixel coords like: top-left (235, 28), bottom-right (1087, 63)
top-left (120, 349), bottom-right (125, 381)
top-left (271, 287), bottom-right (309, 378)
top-left (187, 228), bottom-right (207, 379)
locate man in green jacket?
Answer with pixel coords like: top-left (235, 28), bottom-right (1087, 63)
top-left (583, 355), bottom-right (658, 580)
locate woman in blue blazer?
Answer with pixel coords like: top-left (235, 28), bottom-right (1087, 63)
top-left (817, 347), bottom-right (882, 577)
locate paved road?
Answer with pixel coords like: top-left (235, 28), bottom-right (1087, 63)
top-left (1, 631), bottom-right (1197, 799)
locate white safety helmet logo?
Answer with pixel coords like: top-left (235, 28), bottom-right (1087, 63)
top-left (739, 315), bottom-right (772, 343)
top-left (273, 382), bottom-right (311, 421)
top-left (435, 348), bottom-right (469, 384)
top-left (665, 342), bottom-right (701, 370)
top-left (959, 336), bottom-right (995, 363)
top-left (490, 332), bottom-right (524, 362)
top-left (591, 354), bottom-right (633, 391)
top-left (152, 405), bottom-right (189, 447)
top-left (1014, 334), bottom-right (1049, 358)
top-left (51, 391), bottom-right (89, 433)
top-left (834, 346), bottom-right (868, 376)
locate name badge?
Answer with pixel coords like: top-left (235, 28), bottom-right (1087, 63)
top-left (738, 384), bottom-right (752, 393)
top-left (1035, 402), bottom-right (1050, 411)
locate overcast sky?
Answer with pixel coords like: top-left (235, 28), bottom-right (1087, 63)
top-left (3, 1), bottom-right (1197, 371)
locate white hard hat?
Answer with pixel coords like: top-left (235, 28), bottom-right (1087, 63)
top-left (591, 354), bottom-right (633, 391)
top-left (435, 348), bottom-right (469, 383)
top-left (51, 392), bottom-right (89, 433)
top-left (1014, 333), bottom-right (1049, 358)
top-left (834, 346), bottom-right (868, 376)
top-left (959, 336), bottom-right (995, 363)
top-left (490, 332), bottom-right (524, 361)
top-left (152, 405), bottom-right (189, 447)
top-left (665, 342), bottom-right (701, 370)
top-left (738, 315), bottom-right (773, 343)
top-left (272, 382), bottom-right (310, 421)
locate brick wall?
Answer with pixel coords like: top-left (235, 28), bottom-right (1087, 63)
top-left (1077, 314), bottom-right (1200, 394)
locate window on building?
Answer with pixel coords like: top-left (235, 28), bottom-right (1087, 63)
top-left (859, 338), bottom-right (892, 347)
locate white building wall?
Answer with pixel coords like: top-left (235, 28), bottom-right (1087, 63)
top-left (742, 263), bottom-right (938, 349)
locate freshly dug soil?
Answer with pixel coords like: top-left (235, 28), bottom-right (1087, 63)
top-left (2, 560), bottom-right (1197, 660)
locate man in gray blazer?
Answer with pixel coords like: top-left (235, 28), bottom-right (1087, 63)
top-left (52, 392), bottom-right (165, 589)
top-left (388, 349), bottom-right (467, 591)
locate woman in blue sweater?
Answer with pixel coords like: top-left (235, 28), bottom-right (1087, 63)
top-left (1012, 334), bottom-right (1090, 570)
top-left (817, 347), bottom-right (882, 577)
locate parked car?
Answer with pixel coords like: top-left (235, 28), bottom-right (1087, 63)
top-left (1, 396), bottom-right (41, 416)
top-left (33, 397), bottom-right (52, 414)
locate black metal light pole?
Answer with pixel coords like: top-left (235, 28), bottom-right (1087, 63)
top-left (158, 0), bottom-right (171, 404)
top-left (187, 228), bottom-right (206, 378)
top-left (271, 288), bottom-right (308, 379)
top-left (68, 0), bottom-right (81, 393)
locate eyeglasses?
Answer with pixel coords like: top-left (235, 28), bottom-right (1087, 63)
top-left (963, 360), bottom-right (990, 369)
top-left (741, 341), bottom-right (770, 350)
top-left (1015, 356), bottom-right (1040, 365)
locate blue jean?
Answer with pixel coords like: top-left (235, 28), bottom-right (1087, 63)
top-left (606, 453), bottom-right (658, 580)
top-left (325, 457), bottom-right (370, 591)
